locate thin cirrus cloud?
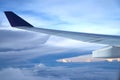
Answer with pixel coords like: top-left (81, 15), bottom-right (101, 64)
top-left (1, 0), bottom-right (120, 34)
top-left (19, 0), bottom-right (120, 34)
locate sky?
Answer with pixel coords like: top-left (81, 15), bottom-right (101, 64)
top-left (0, 0), bottom-right (120, 80)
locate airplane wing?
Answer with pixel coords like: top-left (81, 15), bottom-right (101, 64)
top-left (4, 11), bottom-right (120, 47)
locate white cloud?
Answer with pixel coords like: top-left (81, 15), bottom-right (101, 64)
top-left (46, 36), bottom-right (104, 49)
top-left (0, 67), bottom-right (69, 80)
top-left (0, 63), bottom-right (119, 80)
top-left (0, 1), bottom-right (120, 80)
top-left (0, 29), bottom-right (49, 49)
top-left (0, 29), bottom-right (105, 66)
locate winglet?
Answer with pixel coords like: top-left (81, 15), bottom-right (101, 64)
top-left (4, 11), bottom-right (33, 27)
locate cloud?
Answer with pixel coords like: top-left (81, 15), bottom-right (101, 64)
top-left (0, 1), bottom-right (120, 80)
top-left (0, 68), bottom-right (65, 80)
top-left (0, 30), bottom-right (75, 67)
top-left (0, 63), bottom-right (119, 80)
top-left (0, 28), bottom-right (105, 68)
top-left (0, 29), bottom-right (49, 49)
top-left (0, 67), bottom-right (69, 80)
top-left (0, 29), bottom-right (105, 67)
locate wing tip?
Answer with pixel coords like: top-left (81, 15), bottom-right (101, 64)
top-left (4, 11), bottom-right (33, 28)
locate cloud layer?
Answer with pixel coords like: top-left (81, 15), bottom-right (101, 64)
top-left (0, 63), bottom-right (119, 80)
top-left (0, 0), bottom-right (120, 80)
top-left (0, 29), bottom-right (100, 68)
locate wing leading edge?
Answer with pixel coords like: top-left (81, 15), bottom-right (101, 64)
top-left (4, 11), bottom-right (120, 46)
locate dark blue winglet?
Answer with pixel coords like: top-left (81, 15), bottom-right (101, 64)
top-left (4, 11), bottom-right (33, 27)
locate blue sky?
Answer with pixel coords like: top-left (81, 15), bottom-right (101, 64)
top-left (0, 0), bottom-right (120, 80)
top-left (1, 0), bottom-right (120, 34)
